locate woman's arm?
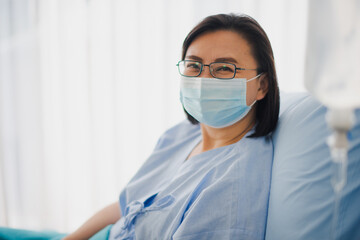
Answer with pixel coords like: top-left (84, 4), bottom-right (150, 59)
top-left (63, 201), bottom-right (121, 240)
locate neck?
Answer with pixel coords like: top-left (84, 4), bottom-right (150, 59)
top-left (199, 108), bottom-right (256, 151)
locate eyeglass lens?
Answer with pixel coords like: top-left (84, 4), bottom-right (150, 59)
top-left (179, 61), bottom-right (236, 79)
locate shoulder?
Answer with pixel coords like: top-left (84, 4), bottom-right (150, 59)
top-left (153, 120), bottom-right (200, 151)
top-left (229, 132), bottom-right (273, 164)
top-left (124, 120), bottom-right (200, 188)
top-left (243, 134), bottom-right (273, 156)
top-left (222, 134), bottom-right (273, 178)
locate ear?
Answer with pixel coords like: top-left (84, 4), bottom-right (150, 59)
top-left (256, 73), bottom-right (269, 101)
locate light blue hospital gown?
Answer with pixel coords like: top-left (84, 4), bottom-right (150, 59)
top-left (108, 120), bottom-right (273, 240)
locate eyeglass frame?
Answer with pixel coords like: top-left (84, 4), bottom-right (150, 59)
top-left (176, 60), bottom-right (262, 79)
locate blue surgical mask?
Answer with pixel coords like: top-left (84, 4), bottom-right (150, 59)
top-left (180, 74), bottom-right (261, 128)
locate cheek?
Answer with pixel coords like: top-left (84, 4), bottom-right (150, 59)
top-left (245, 81), bottom-right (258, 106)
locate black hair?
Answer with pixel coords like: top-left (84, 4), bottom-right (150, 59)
top-left (181, 13), bottom-right (279, 137)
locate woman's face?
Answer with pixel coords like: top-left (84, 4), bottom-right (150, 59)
top-left (184, 30), bottom-right (267, 106)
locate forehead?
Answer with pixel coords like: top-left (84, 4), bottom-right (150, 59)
top-left (185, 30), bottom-right (256, 66)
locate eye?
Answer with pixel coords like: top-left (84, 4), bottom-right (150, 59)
top-left (184, 62), bottom-right (202, 74)
top-left (214, 65), bottom-right (234, 73)
top-left (186, 62), bottom-right (201, 70)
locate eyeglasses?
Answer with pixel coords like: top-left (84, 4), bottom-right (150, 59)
top-left (176, 60), bottom-right (260, 79)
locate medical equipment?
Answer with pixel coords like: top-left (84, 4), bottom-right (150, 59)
top-left (305, 0), bottom-right (360, 239)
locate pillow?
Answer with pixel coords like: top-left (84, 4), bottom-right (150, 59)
top-left (266, 92), bottom-right (360, 240)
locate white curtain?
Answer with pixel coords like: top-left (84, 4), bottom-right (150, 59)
top-left (0, 0), bottom-right (308, 232)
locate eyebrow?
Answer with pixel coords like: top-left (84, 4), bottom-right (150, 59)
top-left (214, 57), bottom-right (238, 64)
top-left (185, 55), bottom-right (203, 61)
top-left (185, 55), bottom-right (238, 64)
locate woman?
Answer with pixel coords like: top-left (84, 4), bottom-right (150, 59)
top-left (65, 13), bottom-right (279, 240)
top-left (0, 13), bottom-right (279, 240)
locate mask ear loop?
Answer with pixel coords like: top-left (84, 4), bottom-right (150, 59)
top-left (244, 99), bottom-right (258, 108)
top-left (245, 73), bottom-right (263, 106)
top-left (249, 100), bottom-right (257, 107)
top-left (245, 73), bottom-right (263, 82)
